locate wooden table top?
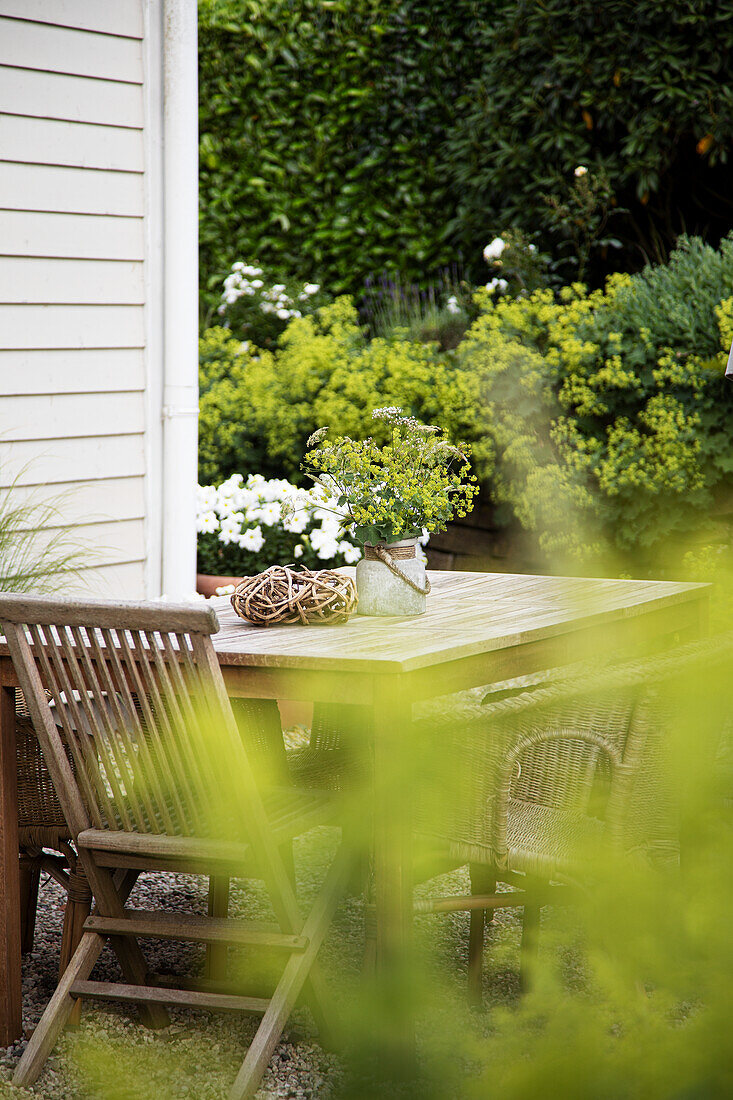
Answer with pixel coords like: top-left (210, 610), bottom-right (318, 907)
top-left (210, 570), bottom-right (708, 675)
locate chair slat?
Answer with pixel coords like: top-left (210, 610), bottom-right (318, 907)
top-left (83, 626), bottom-right (154, 834)
top-left (27, 624), bottom-right (107, 830)
top-left (67, 626), bottom-right (136, 833)
top-left (114, 630), bottom-right (179, 835)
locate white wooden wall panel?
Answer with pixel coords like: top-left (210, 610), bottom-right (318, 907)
top-left (0, 0), bottom-right (160, 599)
top-left (0, 66), bottom-right (144, 127)
top-left (0, 162), bottom-right (143, 217)
top-left (0, 258), bottom-right (145, 305)
top-left (0, 305), bottom-right (145, 349)
top-left (3, 392), bottom-right (145, 442)
top-left (0, 1), bottom-right (144, 37)
top-left (74, 561), bottom-right (147, 598)
top-left (9, 477), bottom-right (146, 525)
top-left (0, 436), bottom-right (146, 486)
top-left (0, 17), bottom-right (143, 82)
top-left (0, 211), bottom-right (144, 260)
top-left (0, 350), bottom-right (145, 395)
top-left (0, 114), bottom-right (144, 170)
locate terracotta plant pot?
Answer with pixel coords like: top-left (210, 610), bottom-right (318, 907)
top-left (196, 573), bottom-right (242, 598)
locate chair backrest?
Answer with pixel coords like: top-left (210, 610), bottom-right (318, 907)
top-left (0, 594), bottom-right (273, 850)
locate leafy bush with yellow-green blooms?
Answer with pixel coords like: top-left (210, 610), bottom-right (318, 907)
top-left (462, 235), bottom-right (733, 567)
top-left (200, 236), bottom-right (733, 569)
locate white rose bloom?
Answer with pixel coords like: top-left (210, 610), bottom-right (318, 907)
top-left (574, 165), bottom-right (588, 177)
top-left (486, 277), bottom-right (509, 293)
top-left (303, 283), bottom-right (320, 295)
top-left (483, 237), bottom-right (506, 262)
top-left (232, 262), bottom-right (244, 272)
top-left (241, 265), bottom-right (263, 277)
top-left (276, 308), bottom-right (291, 320)
top-left (446, 295), bottom-right (461, 315)
top-left (238, 526), bottom-right (265, 552)
top-left (250, 279), bottom-right (264, 288)
top-left (260, 302), bottom-right (276, 314)
top-left (271, 283), bottom-right (286, 294)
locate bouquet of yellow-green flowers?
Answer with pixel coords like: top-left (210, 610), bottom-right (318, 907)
top-left (292, 407), bottom-right (479, 546)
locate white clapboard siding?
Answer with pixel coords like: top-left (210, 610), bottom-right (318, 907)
top-left (0, 305), bottom-right (145, 349)
top-left (0, 163), bottom-right (144, 217)
top-left (0, 17), bottom-right (143, 82)
top-left (8, 476), bottom-right (146, 526)
top-left (0, 1), bottom-right (144, 38)
top-left (0, 66), bottom-right (144, 128)
top-left (0, 435), bottom-right (147, 487)
top-left (0, 1), bottom-right (169, 600)
top-left (72, 561), bottom-right (147, 598)
top-left (0, 114), bottom-right (144, 171)
top-left (0, 211), bottom-right (144, 260)
top-left (0, 349), bottom-right (145, 395)
top-left (25, 517), bottom-right (146, 565)
top-left (3, 392), bottom-right (145, 443)
top-left (0, 258), bottom-right (145, 305)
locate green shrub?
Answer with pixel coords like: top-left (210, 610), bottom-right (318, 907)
top-left (458, 236), bottom-right (733, 566)
top-left (198, 0), bottom-right (489, 319)
top-left (445, 0), bottom-right (733, 281)
top-left (198, 298), bottom-right (474, 486)
top-left (199, 0), bottom-right (733, 318)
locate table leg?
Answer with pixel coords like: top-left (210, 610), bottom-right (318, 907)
top-left (0, 685), bottom-right (22, 1044)
top-left (371, 683), bottom-right (414, 969)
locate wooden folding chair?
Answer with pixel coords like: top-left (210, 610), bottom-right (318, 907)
top-left (0, 594), bottom-right (351, 1099)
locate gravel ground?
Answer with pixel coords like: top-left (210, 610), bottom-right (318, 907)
top-left (0, 827), bottom-right (530, 1100)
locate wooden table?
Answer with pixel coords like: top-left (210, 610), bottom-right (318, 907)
top-left (0, 570), bottom-right (709, 1043)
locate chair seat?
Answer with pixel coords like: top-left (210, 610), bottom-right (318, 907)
top-left (77, 786), bottom-right (336, 872)
top-left (506, 799), bottom-right (607, 879)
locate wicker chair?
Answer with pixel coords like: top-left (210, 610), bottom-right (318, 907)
top-left (15, 688), bottom-right (93, 974)
top-left (414, 632), bottom-right (733, 998)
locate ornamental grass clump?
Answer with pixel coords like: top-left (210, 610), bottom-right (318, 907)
top-left (297, 408), bottom-right (479, 546)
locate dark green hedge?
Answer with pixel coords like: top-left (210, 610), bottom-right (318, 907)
top-left (199, 0), bottom-right (733, 318)
top-left (199, 0), bottom-right (484, 320)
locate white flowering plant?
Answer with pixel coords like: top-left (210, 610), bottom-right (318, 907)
top-left (479, 228), bottom-right (550, 296)
top-left (216, 262), bottom-right (330, 347)
top-left (196, 473), bottom-right (362, 578)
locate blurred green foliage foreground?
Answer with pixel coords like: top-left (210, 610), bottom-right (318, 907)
top-left (33, 611), bottom-right (733, 1100)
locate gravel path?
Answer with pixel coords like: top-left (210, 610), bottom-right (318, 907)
top-left (0, 829), bottom-right (527, 1099)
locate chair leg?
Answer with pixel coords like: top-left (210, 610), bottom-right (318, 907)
top-left (19, 854), bottom-right (42, 955)
top-left (519, 886), bottom-right (542, 993)
top-left (229, 844), bottom-right (351, 1100)
top-left (467, 863), bottom-right (495, 1005)
top-left (14, 870), bottom-right (139, 1088)
top-left (206, 875), bottom-right (230, 981)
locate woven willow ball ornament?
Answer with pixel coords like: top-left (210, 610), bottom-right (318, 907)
top-left (231, 565), bottom-right (358, 626)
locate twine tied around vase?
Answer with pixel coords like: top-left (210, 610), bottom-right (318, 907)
top-left (364, 543), bottom-right (431, 596)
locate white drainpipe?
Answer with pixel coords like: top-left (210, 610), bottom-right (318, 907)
top-left (160, 0), bottom-right (199, 597)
